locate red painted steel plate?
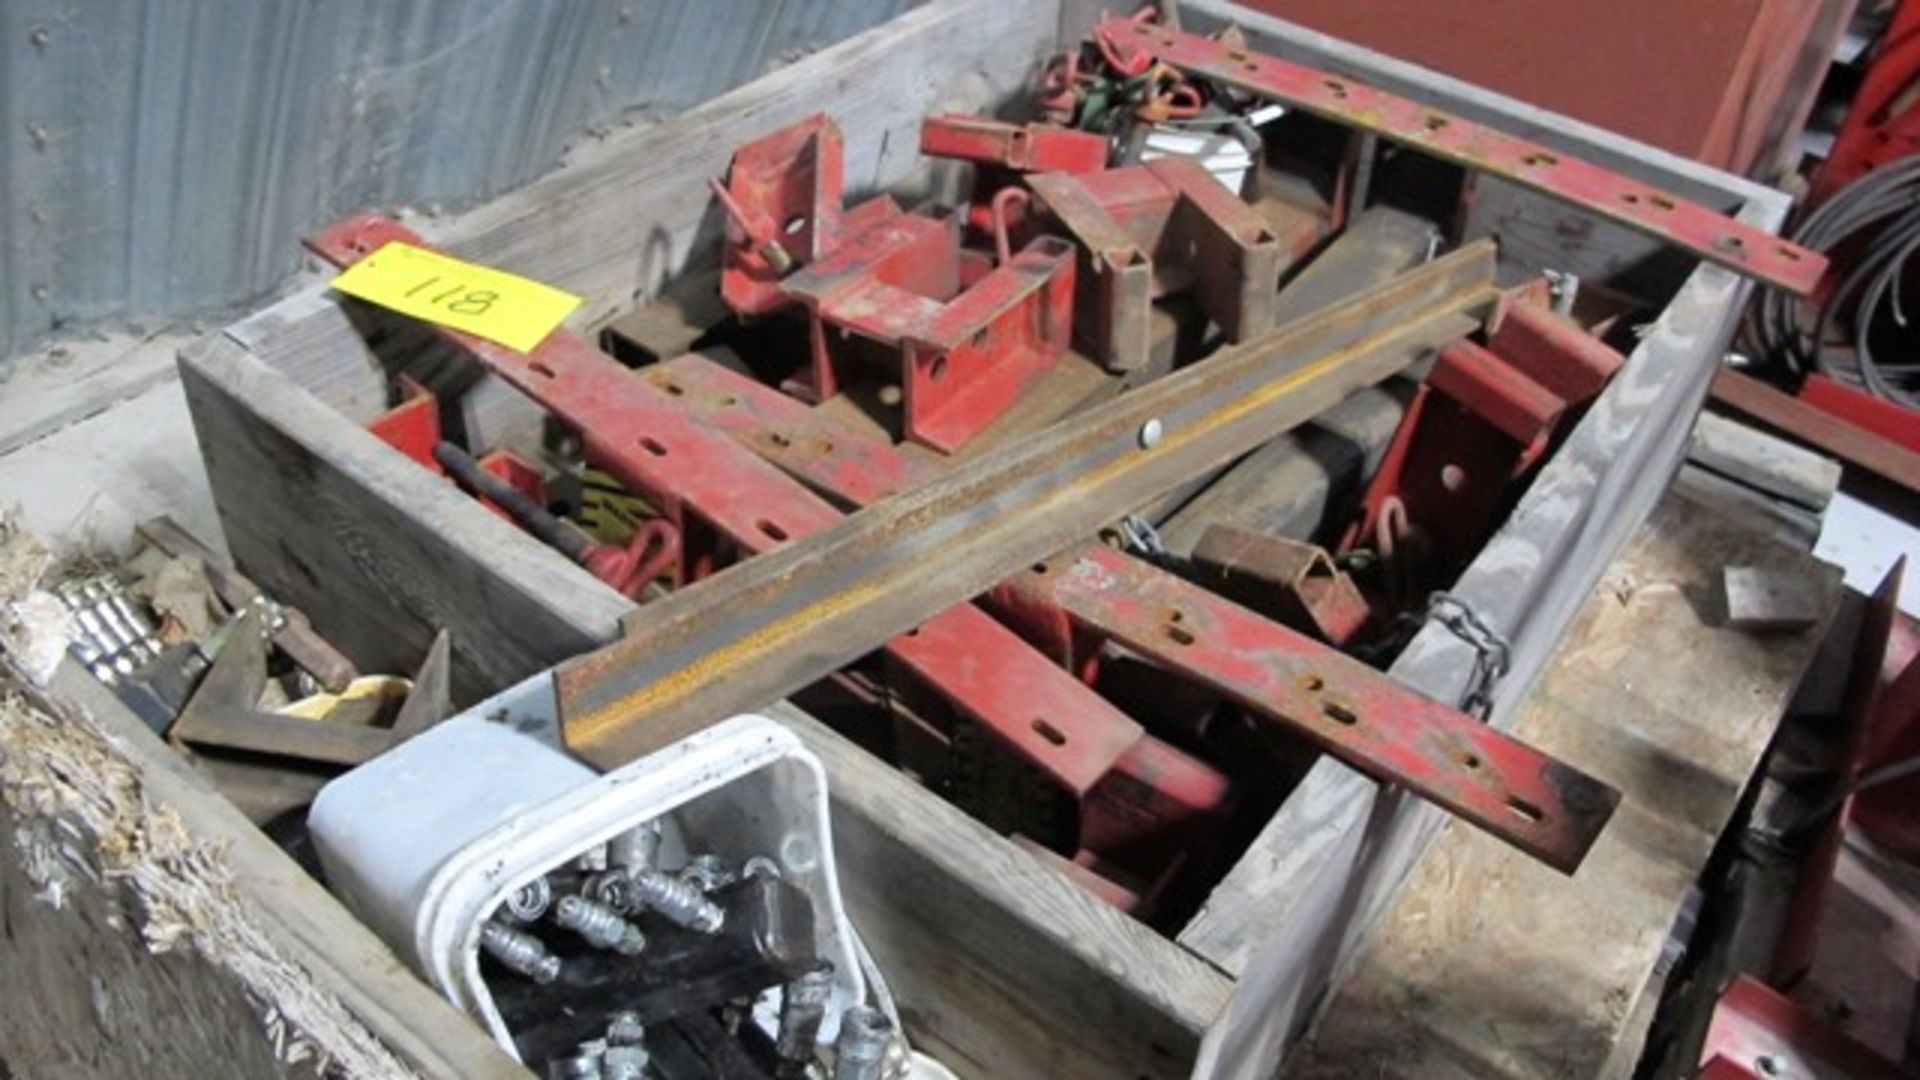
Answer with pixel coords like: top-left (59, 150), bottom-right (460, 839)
top-left (1033, 545), bottom-right (1617, 872)
top-left (1107, 18), bottom-right (1827, 297)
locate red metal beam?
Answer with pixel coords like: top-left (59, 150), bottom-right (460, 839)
top-left (656, 352), bottom-right (1619, 872)
top-left (919, 114), bottom-right (1110, 173)
top-left (1712, 368), bottom-right (1920, 495)
top-left (1104, 16), bottom-right (1826, 297)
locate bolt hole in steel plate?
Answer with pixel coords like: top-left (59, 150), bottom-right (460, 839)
top-left (1508, 796), bottom-right (1544, 822)
top-left (1323, 702), bottom-right (1359, 726)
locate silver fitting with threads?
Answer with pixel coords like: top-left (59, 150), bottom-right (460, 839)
top-left (499, 876), bottom-right (554, 924)
top-left (583, 869), bottom-right (639, 914)
top-left (547, 1038), bottom-right (605, 1080)
top-left (775, 966), bottom-right (835, 1065)
top-left (479, 921), bottom-right (562, 984)
top-left (678, 853), bottom-right (733, 893)
top-left (629, 867), bottom-right (725, 933)
top-left (601, 1044), bottom-right (650, 1080)
top-left (608, 820), bottom-right (663, 871)
top-left (831, 1006), bottom-right (893, 1080)
top-left (553, 895), bottom-right (647, 955)
top-left (607, 1010), bottom-right (646, 1047)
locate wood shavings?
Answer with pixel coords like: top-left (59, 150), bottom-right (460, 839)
top-left (0, 513), bottom-right (417, 1078)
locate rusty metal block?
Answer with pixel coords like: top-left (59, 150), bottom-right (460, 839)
top-left (1031, 156), bottom-right (1283, 372)
top-left (1190, 523), bottom-right (1370, 645)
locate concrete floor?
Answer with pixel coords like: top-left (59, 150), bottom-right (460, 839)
top-left (0, 334), bottom-right (223, 559)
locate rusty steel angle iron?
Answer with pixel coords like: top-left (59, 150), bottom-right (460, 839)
top-left (651, 352), bottom-right (1616, 871)
top-left (1108, 17), bottom-right (1826, 296)
top-left (557, 242), bottom-right (1499, 768)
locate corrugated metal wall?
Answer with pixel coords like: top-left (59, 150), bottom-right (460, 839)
top-left (0, 0), bottom-right (917, 362)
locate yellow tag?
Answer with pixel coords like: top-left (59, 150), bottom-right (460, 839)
top-left (328, 241), bottom-right (582, 353)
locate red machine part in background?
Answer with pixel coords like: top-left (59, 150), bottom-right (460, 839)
top-left (1699, 976), bottom-right (1908, 1080)
top-left (1812, 0), bottom-right (1920, 205)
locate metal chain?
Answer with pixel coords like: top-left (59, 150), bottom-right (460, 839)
top-left (1422, 591), bottom-right (1510, 720)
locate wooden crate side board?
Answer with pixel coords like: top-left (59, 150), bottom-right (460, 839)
top-left (0, 525), bottom-right (527, 1080)
top-left (178, 334), bottom-right (631, 704)
top-left (1188, 198), bottom-right (1786, 1079)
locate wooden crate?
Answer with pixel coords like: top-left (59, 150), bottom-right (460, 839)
top-left (12, 1), bottom-right (1796, 1076)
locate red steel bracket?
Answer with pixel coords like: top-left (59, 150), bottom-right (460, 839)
top-left (1107, 16), bottom-right (1827, 296)
top-left (1798, 373), bottom-right (1920, 456)
top-left (1030, 156), bottom-right (1283, 372)
top-left (655, 351), bottom-right (1619, 872)
top-left (921, 114), bottom-right (1110, 242)
top-left (778, 213), bottom-right (1078, 453)
top-left (365, 376), bottom-right (441, 472)
top-left (1345, 296), bottom-right (1625, 589)
top-left (712, 113), bottom-right (856, 317)
top-left (717, 117), bottom-right (1079, 453)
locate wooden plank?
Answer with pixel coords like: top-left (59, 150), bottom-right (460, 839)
top-left (1688, 409), bottom-right (1842, 514)
top-left (1184, 184), bottom-right (1785, 1080)
top-left (1290, 489), bottom-right (1843, 1078)
top-left (177, 334), bottom-right (631, 704)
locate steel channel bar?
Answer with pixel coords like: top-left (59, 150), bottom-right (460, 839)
top-left (1106, 17), bottom-right (1827, 297)
top-left (653, 351), bottom-right (1615, 870)
top-left (306, 216), bottom-right (1171, 798)
top-left (558, 242), bottom-right (1498, 767)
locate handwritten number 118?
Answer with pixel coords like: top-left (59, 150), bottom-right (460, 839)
top-left (405, 275), bottom-right (498, 315)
